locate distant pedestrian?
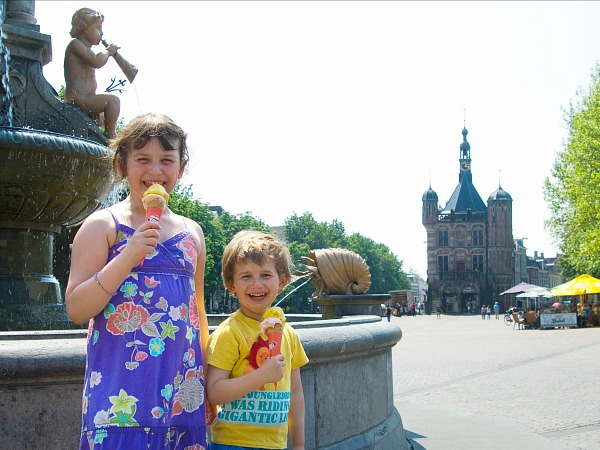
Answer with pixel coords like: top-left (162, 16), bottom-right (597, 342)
top-left (481, 305), bottom-right (486, 320)
top-left (386, 306), bottom-right (392, 322)
top-left (486, 305), bottom-right (491, 319)
top-left (436, 306), bottom-right (441, 319)
top-left (493, 302), bottom-right (500, 319)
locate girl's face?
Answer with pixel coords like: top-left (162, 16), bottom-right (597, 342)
top-left (227, 260), bottom-right (287, 322)
top-left (123, 136), bottom-right (184, 201)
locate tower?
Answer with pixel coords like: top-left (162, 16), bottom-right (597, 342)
top-left (422, 126), bottom-right (515, 314)
top-left (487, 185), bottom-right (514, 293)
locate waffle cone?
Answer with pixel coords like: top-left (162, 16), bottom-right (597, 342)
top-left (144, 196), bottom-right (167, 209)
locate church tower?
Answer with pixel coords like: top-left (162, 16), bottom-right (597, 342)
top-left (422, 126), bottom-right (515, 314)
top-left (487, 185), bottom-right (514, 293)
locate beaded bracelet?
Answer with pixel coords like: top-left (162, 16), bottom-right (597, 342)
top-left (94, 271), bottom-right (116, 296)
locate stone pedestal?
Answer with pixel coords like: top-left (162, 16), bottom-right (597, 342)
top-left (316, 293), bottom-right (391, 319)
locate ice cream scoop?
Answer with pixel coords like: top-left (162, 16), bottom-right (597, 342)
top-left (261, 306), bottom-right (285, 356)
top-left (142, 183), bottom-right (169, 223)
top-left (139, 184), bottom-right (169, 265)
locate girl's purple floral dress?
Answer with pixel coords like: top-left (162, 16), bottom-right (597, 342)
top-left (80, 213), bottom-right (207, 449)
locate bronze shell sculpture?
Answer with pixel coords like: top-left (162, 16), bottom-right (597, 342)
top-left (300, 248), bottom-right (371, 297)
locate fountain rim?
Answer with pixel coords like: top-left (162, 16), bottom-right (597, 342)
top-left (0, 126), bottom-right (113, 159)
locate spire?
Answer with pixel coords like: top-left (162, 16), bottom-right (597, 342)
top-left (460, 126), bottom-right (470, 160)
top-left (443, 125), bottom-right (486, 213)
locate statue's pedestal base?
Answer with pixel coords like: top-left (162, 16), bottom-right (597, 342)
top-left (316, 293), bottom-right (391, 319)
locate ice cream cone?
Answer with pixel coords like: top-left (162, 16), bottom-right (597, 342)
top-left (140, 184), bottom-right (169, 265)
top-left (266, 328), bottom-right (283, 357)
top-left (261, 308), bottom-right (285, 357)
top-left (144, 197), bottom-right (166, 223)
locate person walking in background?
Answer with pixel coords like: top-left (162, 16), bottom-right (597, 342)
top-left (436, 306), bottom-right (442, 319)
top-left (493, 301), bottom-right (500, 319)
top-left (386, 305), bottom-right (393, 322)
top-left (481, 305), bottom-right (486, 320)
top-left (65, 113), bottom-right (210, 448)
top-left (486, 305), bottom-right (492, 319)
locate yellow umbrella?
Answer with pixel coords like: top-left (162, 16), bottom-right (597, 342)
top-left (551, 274), bottom-right (600, 296)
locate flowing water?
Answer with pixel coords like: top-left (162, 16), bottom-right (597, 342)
top-left (0, 2), bottom-right (14, 126)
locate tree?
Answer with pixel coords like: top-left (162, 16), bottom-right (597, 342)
top-left (284, 212), bottom-right (347, 250)
top-left (346, 233), bottom-right (411, 293)
top-left (544, 63), bottom-right (600, 278)
top-left (167, 193), bottom-right (412, 311)
top-left (283, 212), bottom-right (410, 296)
top-left (169, 185), bottom-right (224, 290)
top-left (217, 211), bottom-right (271, 243)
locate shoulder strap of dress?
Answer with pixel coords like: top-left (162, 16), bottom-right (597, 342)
top-left (106, 209), bottom-right (121, 239)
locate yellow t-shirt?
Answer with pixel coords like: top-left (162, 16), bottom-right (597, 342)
top-left (207, 310), bottom-right (309, 449)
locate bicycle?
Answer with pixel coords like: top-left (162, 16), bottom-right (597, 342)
top-left (503, 308), bottom-right (524, 326)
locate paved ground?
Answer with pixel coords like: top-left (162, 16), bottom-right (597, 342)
top-left (390, 313), bottom-right (600, 450)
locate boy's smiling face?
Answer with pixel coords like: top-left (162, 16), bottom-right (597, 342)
top-left (227, 260), bottom-right (287, 321)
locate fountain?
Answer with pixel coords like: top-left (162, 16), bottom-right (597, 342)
top-left (0, 2), bottom-right (408, 448)
top-left (0, 0), bottom-right (114, 330)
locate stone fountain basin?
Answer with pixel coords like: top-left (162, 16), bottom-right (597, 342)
top-left (0, 127), bottom-right (114, 228)
top-left (0, 127), bottom-right (115, 330)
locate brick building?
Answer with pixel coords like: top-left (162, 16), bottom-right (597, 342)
top-left (422, 127), bottom-right (514, 313)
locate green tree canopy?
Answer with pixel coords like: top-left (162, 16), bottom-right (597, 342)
top-left (346, 233), bottom-right (410, 293)
top-left (544, 63), bottom-right (600, 278)
top-left (169, 185), bottom-right (224, 290)
top-left (167, 192), bottom-right (412, 309)
top-left (284, 212), bottom-right (409, 294)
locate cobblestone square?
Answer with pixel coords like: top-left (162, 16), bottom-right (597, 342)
top-left (391, 313), bottom-right (600, 450)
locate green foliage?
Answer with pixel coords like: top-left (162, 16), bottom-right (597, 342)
top-left (217, 211), bottom-right (271, 242)
top-left (283, 212), bottom-right (409, 293)
top-left (544, 62), bottom-right (600, 278)
top-left (284, 212), bottom-right (347, 249)
top-left (346, 233), bottom-right (411, 292)
top-left (169, 185), bottom-right (225, 290)
top-left (167, 189), bottom-right (412, 309)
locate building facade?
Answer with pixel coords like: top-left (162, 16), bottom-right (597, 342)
top-left (422, 127), bottom-right (515, 313)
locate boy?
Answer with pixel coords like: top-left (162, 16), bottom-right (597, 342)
top-left (206, 230), bottom-right (308, 450)
top-left (64, 8), bottom-right (120, 139)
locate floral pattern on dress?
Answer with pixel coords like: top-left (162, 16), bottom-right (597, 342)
top-left (152, 365), bottom-right (205, 422)
top-left (95, 272), bottom-right (195, 371)
top-left (176, 235), bottom-right (197, 270)
top-left (81, 217), bottom-right (206, 449)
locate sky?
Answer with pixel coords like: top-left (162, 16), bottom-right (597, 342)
top-left (32, 1), bottom-right (600, 277)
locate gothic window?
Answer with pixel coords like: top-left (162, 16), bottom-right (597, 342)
top-left (473, 254), bottom-right (484, 272)
top-left (472, 229), bottom-right (484, 246)
top-left (438, 230), bottom-right (448, 246)
top-left (438, 255), bottom-right (449, 272)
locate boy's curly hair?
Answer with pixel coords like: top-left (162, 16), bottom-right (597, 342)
top-left (222, 230), bottom-right (293, 288)
top-left (109, 113), bottom-right (189, 182)
top-left (70, 8), bottom-right (104, 38)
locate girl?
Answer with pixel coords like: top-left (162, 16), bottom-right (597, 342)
top-left (66, 113), bottom-right (209, 449)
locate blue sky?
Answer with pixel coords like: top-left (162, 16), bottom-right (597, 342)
top-left (35, 1), bottom-right (600, 276)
